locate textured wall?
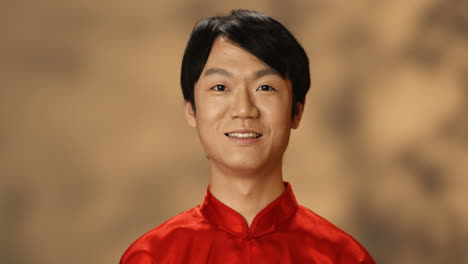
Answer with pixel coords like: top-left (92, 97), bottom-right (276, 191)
top-left (1, 0), bottom-right (467, 263)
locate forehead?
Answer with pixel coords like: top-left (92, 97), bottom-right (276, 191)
top-left (203, 37), bottom-right (270, 71)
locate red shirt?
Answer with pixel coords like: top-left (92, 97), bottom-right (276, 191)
top-left (120, 182), bottom-right (375, 264)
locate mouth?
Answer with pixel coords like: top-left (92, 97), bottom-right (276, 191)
top-left (224, 129), bottom-right (262, 140)
top-left (224, 131), bottom-right (263, 139)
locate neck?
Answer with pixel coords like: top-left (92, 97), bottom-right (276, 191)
top-left (209, 164), bottom-right (285, 228)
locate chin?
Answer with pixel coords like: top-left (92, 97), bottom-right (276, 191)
top-left (222, 156), bottom-right (271, 173)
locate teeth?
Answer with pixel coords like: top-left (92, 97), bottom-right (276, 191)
top-left (227, 132), bottom-right (261, 138)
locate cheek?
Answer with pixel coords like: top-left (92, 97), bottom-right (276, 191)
top-left (194, 95), bottom-right (227, 128)
top-left (263, 104), bottom-right (293, 150)
top-left (259, 97), bottom-right (293, 126)
top-left (271, 117), bottom-right (292, 140)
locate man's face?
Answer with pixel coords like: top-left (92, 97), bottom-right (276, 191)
top-left (185, 37), bottom-right (303, 173)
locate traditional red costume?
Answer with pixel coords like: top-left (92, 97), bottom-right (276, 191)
top-left (120, 182), bottom-right (375, 264)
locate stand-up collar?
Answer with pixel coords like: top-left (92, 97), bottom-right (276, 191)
top-left (199, 182), bottom-right (299, 239)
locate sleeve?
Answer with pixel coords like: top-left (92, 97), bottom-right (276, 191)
top-left (120, 250), bottom-right (156, 264)
top-left (356, 245), bottom-right (376, 264)
top-left (361, 254), bottom-right (376, 264)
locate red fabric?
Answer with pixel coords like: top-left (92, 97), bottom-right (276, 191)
top-left (120, 182), bottom-right (375, 264)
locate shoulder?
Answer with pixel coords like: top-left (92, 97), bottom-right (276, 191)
top-left (120, 206), bottom-right (208, 264)
top-left (294, 205), bottom-right (355, 239)
top-left (292, 205), bottom-right (376, 263)
top-left (120, 250), bottom-right (156, 264)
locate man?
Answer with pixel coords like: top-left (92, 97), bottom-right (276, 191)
top-left (120, 9), bottom-right (375, 264)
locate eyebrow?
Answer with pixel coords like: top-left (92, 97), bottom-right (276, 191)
top-left (254, 68), bottom-right (281, 79)
top-left (203, 68), bottom-right (233, 77)
top-left (202, 67), bottom-right (281, 79)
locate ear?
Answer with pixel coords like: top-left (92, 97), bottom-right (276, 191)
top-left (291, 101), bottom-right (305, 129)
top-left (184, 101), bottom-right (197, 128)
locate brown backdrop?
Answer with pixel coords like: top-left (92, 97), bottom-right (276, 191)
top-left (2, 1), bottom-right (467, 263)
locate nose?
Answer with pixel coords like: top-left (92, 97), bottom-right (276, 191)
top-left (230, 87), bottom-right (260, 119)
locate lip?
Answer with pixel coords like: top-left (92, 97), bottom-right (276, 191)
top-left (224, 129), bottom-right (263, 145)
top-left (225, 129), bottom-right (262, 134)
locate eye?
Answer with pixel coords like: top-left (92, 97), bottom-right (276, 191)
top-left (212, 84), bottom-right (227, 91)
top-left (256, 84), bottom-right (276, 91)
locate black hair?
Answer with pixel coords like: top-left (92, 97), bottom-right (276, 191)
top-left (180, 9), bottom-right (310, 116)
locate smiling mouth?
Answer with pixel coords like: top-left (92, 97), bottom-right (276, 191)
top-left (224, 132), bottom-right (262, 138)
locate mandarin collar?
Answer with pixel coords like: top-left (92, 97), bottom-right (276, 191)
top-left (199, 182), bottom-right (299, 239)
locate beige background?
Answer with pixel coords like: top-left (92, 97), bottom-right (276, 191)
top-left (2, 0), bottom-right (467, 263)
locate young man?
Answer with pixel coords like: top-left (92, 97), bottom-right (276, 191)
top-left (120, 9), bottom-right (375, 264)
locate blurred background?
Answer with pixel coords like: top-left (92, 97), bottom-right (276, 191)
top-left (1, 0), bottom-right (467, 263)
